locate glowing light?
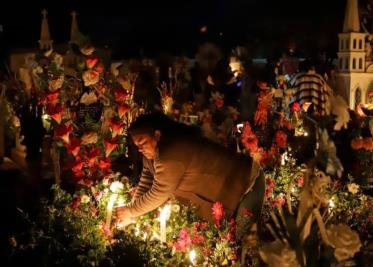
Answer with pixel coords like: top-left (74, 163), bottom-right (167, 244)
top-left (109, 181), bottom-right (124, 193)
top-left (106, 193), bottom-right (118, 228)
top-left (135, 225), bottom-right (140, 237)
top-left (159, 204), bottom-right (172, 243)
top-left (281, 152), bottom-right (288, 166)
top-left (329, 199), bottom-right (335, 210)
top-left (189, 249), bottom-right (197, 266)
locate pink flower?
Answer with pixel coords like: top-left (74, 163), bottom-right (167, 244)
top-left (173, 228), bottom-right (192, 252)
top-left (297, 176), bottom-right (304, 187)
top-left (212, 202), bottom-right (225, 227)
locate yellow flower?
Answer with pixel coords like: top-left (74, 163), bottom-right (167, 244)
top-left (81, 194), bottom-right (90, 204)
top-left (221, 259), bottom-right (228, 266)
top-left (347, 183), bottom-right (359, 194)
top-left (81, 132), bottom-right (98, 145)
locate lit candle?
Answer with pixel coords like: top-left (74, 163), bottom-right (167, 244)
top-left (107, 181), bottom-right (124, 227)
top-left (189, 249), bottom-right (197, 266)
top-left (106, 193), bottom-right (118, 228)
top-left (159, 204), bottom-right (171, 243)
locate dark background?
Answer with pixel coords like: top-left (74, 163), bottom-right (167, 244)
top-left (0, 0), bottom-right (349, 59)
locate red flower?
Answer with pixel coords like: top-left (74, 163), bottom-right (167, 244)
top-left (95, 63), bottom-right (105, 73)
top-left (257, 81), bottom-right (269, 90)
top-left (241, 208), bottom-right (253, 218)
top-left (114, 88), bottom-right (129, 102)
top-left (78, 179), bottom-right (93, 187)
top-left (72, 161), bottom-right (84, 174)
top-left (215, 98), bottom-right (224, 109)
top-left (272, 196), bottom-right (285, 207)
top-left (193, 222), bottom-right (208, 232)
top-left (70, 196), bottom-right (81, 210)
top-left (227, 218), bottom-right (237, 243)
top-left (254, 92), bottom-right (273, 128)
top-left (47, 103), bottom-right (63, 124)
top-left (275, 130), bottom-right (287, 149)
top-left (110, 119), bottom-right (123, 138)
top-left (292, 102), bottom-right (301, 112)
top-left (104, 139), bottom-right (118, 157)
top-left (191, 233), bottom-right (205, 244)
top-left (363, 137), bottom-right (373, 151)
top-left (55, 123), bottom-right (73, 143)
top-left (99, 157), bottom-right (111, 171)
top-left (212, 202), bottom-right (225, 227)
top-left (118, 103), bottom-right (130, 119)
top-left (41, 90), bottom-right (60, 105)
top-left (86, 56), bottom-right (99, 69)
top-left (66, 137), bottom-right (81, 156)
top-left (241, 122), bottom-right (258, 152)
top-left (86, 147), bottom-right (102, 167)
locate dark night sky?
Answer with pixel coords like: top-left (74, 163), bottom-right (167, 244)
top-left (0, 0), bottom-right (346, 59)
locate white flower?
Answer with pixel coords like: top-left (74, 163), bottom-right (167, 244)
top-left (327, 224), bottom-right (362, 262)
top-left (80, 45), bottom-right (95, 56)
top-left (172, 204), bottom-right (180, 213)
top-left (81, 132), bottom-right (98, 145)
top-left (311, 170), bottom-right (331, 206)
top-left (32, 66), bottom-right (43, 76)
top-left (110, 181), bottom-right (124, 193)
top-left (259, 240), bottom-right (300, 267)
top-left (53, 54), bottom-right (63, 68)
top-left (80, 195), bottom-right (90, 204)
top-left (80, 91), bottom-right (98, 105)
top-left (347, 183), bottom-right (359, 194)
top-left (102, 178), bottom-right (109, 186)
top-left (82, 70), bottom-right (99, 86)
top-left (48, 75), bottom-right (64, 91)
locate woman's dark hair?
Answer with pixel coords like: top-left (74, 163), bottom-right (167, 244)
top-left (128, 112), bottom-right (201, 140)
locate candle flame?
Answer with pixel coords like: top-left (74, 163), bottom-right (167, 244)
top-left (189, 249), bottom-right (197, 265)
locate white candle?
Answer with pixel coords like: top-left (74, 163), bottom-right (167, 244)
top-left (106, 193), bottom-right (118, 227)
top-left (189, 249), bottom-right (197, 266)
top-left (159, 204), bottom-right (171, 243)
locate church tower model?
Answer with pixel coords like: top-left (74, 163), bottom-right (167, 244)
top-left (335, 0), bottom-right (373, 109)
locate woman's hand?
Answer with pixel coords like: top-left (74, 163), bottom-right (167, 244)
top-left (114, 206), bottom-right (136, 229)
